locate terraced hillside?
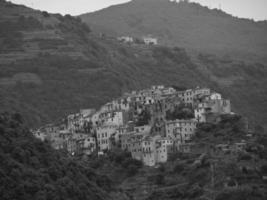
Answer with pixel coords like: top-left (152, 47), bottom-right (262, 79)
top-left (81, 0), bottom-right (267, 62)
top-left (0, 0), bottom-right (267, 128)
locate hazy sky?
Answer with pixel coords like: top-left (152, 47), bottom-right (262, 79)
top-left (9, 0), bottom-right (267, 21)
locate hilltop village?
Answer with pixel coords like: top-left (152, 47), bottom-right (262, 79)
top-left (34, 85), bottom-right (233, 166)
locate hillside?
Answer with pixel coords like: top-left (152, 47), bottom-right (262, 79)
top-left (2, 113), bottom-right (267, 200)
top-left (80, 0), bottom-right (267, 62)
top-left (0, 113), bottom-right (117, 200)
top-left (0, 0), bottom-right (267, 129)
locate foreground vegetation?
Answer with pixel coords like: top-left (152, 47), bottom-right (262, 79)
top-left (0, 113), bottom-right (266, 200)
top-left (0, 113), bottom-right (113, 200)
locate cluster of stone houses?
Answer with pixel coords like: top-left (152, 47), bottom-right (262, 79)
top-left (34, 85), bottom-right (233, 166)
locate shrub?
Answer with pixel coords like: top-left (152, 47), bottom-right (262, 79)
top-left (42, 11), bottom-right (50, 17)
top-left (173, 163), bottom-right (184, 173)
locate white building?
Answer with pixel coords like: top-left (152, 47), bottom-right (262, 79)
top-left (194, 98), bottom-right (231, 123)
top-left (155, 137), bottom-right (173, 163)
top-left (143, 36), bottom-right (158, 45)
top-left (83, 136), bottom-right (96, 155)
top-left (177, 87), bottom-right (211, 106)
top-left (210, 92), bottom-right (222, 100)
top-left (194, 107), bottom-right (207, 123)
top-left (34, 130), bottom-right (47, 141)
top-left (142, 136), bottom-right (156, 166)
top-left (174, 119), bottom-right (197, 142)
top-left (177, 89), bottom-right (194, 105)
top-left (117, 36), bottom-right (134, 43)
top-left (96, 125), bottom-right (118, 151)
top-left (105, 111), bottom-right (125, 126)
top-left (166, 119), bottom-right (197, 141)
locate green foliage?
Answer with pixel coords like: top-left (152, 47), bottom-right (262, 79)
top-left (58, 14), bottom-right (91, 36)
top-left (166, 104), bottom-right (194, 120)
top-left (173, 163), bottom-right (185, 173)
top-left (261, 164), bottom-right (267, 174)
top-left (195, 114), bottom-right (246, 143)
top-left (34, 39), bottom-right (68, 50)
top-left (238, 153), bottom-right (252, 161)
top-left (152, 46), bottom-right (195, 68)
top-left (0, 113), bottom-right (112, 200)
top-left (147, 173), bottom-right (165, 185)
top-left (136, 109), bottom-right (151, 126)
top-left (215, 188), bottom-right (265, 200)
top-left (107, 149), bottom-right (142, 176)
top-left (171, 85), bottom-right (187, 91)
top-left (42, 11), bottom-right (50, 18)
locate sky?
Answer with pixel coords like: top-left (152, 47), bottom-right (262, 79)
top-left (8, 0), bottom-right (267, 21)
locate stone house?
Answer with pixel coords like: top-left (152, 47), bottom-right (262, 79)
top-left (83, 136), bottom-right (96, 155)
top-left (142, 136), bottom-right (156, 166)
top-left (194, 98), bottom-right (231, 123)
top-left (155, 137), bottom-right (174, 163)
top-left (96, 125), bottom-right (118, 151)
top-left (130, 135), bottom-right (174, 166)
top-left (172, 119), bottom-right (197, 142)
top-left (130, 140), bottom-right (143, 161)
top-left (98, 111), bottom-right (127, 126)
top-left (178, 87), bottom-right (211, 106)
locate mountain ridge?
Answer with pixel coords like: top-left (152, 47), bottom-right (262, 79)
top-left (80, 0), bottom-right (267, 62)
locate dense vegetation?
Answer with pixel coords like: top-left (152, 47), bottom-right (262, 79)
top-left (166, 104), bottom-right (194, 120)
top-left (1, 113), bottom-right (267, 200)
top-left (194, 114), bottom-right (246, 143)
top-left (0, 113), bottom-right (114, 200)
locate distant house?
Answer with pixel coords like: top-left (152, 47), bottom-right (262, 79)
top-left (143, 36), bottom-right (158, 45)
top-left (117, 36), bottom-right (134, 43)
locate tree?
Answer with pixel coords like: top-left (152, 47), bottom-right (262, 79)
top-left (136, 109), bottom-right (151, 126)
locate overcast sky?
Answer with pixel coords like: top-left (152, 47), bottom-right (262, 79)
top-left (9, 0), bottom-right (267, 21)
